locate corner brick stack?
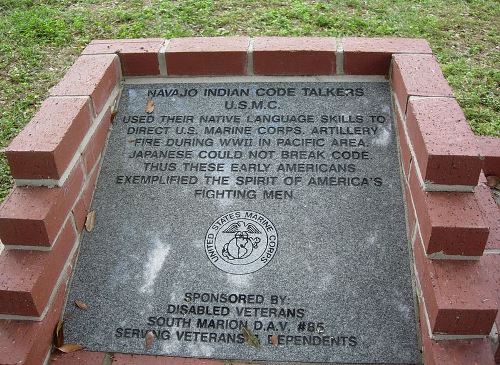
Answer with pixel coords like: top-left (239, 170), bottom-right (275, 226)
top-left (0, 37), bottom-right (498, 365)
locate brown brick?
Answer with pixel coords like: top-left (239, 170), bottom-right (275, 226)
top-left (395, 104), bottom-right (412, 178)
top-left (477, 136), bottom-right (500, 177)
top-left (0, 163), bottom-right (84, 246)
top-left (343, 37), bottom-right (431, 75)
top-left (419, 301), bottom-right (497, 365)
top-left (82, 38), bottom-right (165, 76)
top-left (408, 164), bottom-right (489, 256)
top-left (50, 351), bottom-right (107, 365)
top-left (73, 166), bottom-right (100, 233)
top-left (406, 97), bottom-right (482, 186)
top-left (50, 54), bottom-right (120, 115)
top-left (391, 54), bottom-right (453, 114)
top-left (81, 107), bottom-right (112, 175)
top-left (166, 37), bottom-right (249, 75)
top-left (414, 238), bottom-right (498, 335)
top-left (0, 281), bottom-right (67, 365)
top-left (476, 182), bottom-right (500, 250)
top-left (0, 220), bottom-right (75, 317)
top-left (496, 313), bottom-right (500, 363)
top-left (403, 181), bottom-right (416, 241)
top-left (5, 97), bottom-right (92, 180)
top-left (253, 37), bottom-right (336, 75)
top-left (112, 354), bottom-right (225, 365)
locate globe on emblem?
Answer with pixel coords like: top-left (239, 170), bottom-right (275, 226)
top-left (222, 231), bottom-right (262, 260)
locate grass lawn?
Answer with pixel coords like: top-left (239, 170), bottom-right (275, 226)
top-left (0, 0), bottom-right (498, 200)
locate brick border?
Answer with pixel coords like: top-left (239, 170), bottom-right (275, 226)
top-left (0, 37), bottom-right (498, 364)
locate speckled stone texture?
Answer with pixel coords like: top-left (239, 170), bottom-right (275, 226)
top-left (64, 81), bottom-right (418, 364)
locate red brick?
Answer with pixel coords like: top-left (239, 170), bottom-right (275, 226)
top-left (73, 166), bottom-right (100, 233)
top-left (50, 351), bottom-right (107, 365)
top-left (81, 107), bottom-right (112, 175)
top-left (0, 281), bottom-right (67, 365)
top-left (253, 37), bottom-right (336, 75)
top-left (477, 136), bottom-right (500, 177)
top-left (395, 104), bottom-right (412, 178)
top-left (476, 183), bottom-right (500, 250)
top-left (166, 37), bottom-right (249, 75)
top-left (50, 54), bottom-right (120, 115)
top-left (419, 301), bottom-right (496, 365)
top-left (391, 54), bottom-right (453, 114)
top-left (403, 180), bottom-right (416, 241)
top-left (409, 164), bottom-right (489, 256)
top-left (414, 238), bottom-right (498, 335)
top-left (0, 164), bottom-right (84, 246)
top-left (495, 313), bottom-right (500, 363)
top-left (112, 354), bottom-right (225, 365)
top-left (406, 97), bottom-right (482, 186)
top-left (343, 37), bottom-right (431, 75)
top-left (0, 220), bottom-right (75, 317)
top-left (82, 38), bottom-right (165, 76)
top-left (5, 97), bottom-right (92, 180)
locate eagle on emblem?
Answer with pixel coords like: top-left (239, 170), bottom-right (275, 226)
top-left (221, 221), bottom-right (262, 261)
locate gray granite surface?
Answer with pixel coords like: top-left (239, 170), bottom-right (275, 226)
top-left (64, 81), bottom-right (419, 364)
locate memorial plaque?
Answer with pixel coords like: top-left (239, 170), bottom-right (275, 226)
top-left (65, 80), bottom-right (419, 363)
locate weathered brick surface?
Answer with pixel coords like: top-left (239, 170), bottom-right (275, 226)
top-left (50, 54), bottom-right (120, 115)
top-left (166, 37), bottom-right (249, 75)
top-left (81, 107), bottom-right (112, 175)
top-left (0, 220), bottom-right (75, 317)
top-left (403, 181), bottom-right (417, 241)
top-left (343, 37), bottom-right (431, 75)
top-left (419, 302), bottom-right (497, 365)
top-left (73, 165), bottom-right (100, 233)
top-left (495, 313), bottom-right (500, 363)
top-left (408, 164), bottom-right (489, 256)
top-left (477, 136), bottom-right (500, 177)
top-left (476, 182), bottom-right (500, 250)
top-left (112, 354), bottom-right (225, 365)
top-left (391, 54), bottom-right (453, 114)
top-left (50, 351), bottom-right (107, 365)
top-left (82, 38), bottom-right (165, 76)
top-left (253, 37), bottom-right (336, 75)
top-left (5, 97), bottom-right (92, 180)
top-left (0, 163), bottom-right (84, 246)
top-left (406, 97), bottom-right (482, 187)
top-left (0, 281), bottom-right (67, 365)
top-left (414, 237), bottom-right (499, 335)
top-left (395, 105), bottom-right (412, 178)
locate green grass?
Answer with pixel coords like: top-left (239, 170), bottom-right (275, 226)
top-left (0, 0), bottom-right (499, 199)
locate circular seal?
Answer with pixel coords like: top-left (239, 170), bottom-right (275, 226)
top-left (205, 210), bottom-right (278, 274)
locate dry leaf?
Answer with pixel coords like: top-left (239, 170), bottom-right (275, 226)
top-left (145, 98), bottom-right (155, 114)
top-left (242, 325), bottom-right (260, 348)
top-left (57, 343), bottom-right (83, 353)
top-left (270, 335), bottom-right (278, 346)
top-left (54, 320), bottom-right (64, 348)
top-left (486, 175), bottom-right (499, 188)
top-left (145, 331), bottom-right (155, 349)
top-left (110, 110), bottom-right (118, 123)
top-left (85, 211), bottom-right (96, 232)
top-left (74, 299), bottom-right (88, 311)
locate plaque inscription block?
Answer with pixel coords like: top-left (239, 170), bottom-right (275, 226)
top-left (65, 80), bottom-right (418, 363)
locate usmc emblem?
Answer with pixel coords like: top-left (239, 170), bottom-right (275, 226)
top-left (205, 210), bottom-right (278, 274)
